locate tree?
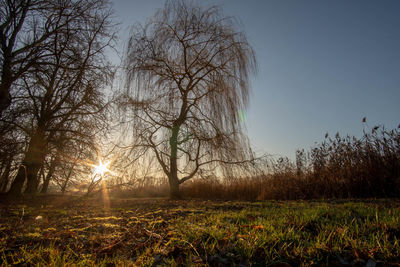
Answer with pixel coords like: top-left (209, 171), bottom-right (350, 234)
top-left (0, 0), bottom-right (35, 114)
top-left (5, 0), bottom-right (114, 197)
top-left (0, 0), bottom-right (109, 115)
top-left (43, 135), bottom-right (97, 194)
top-left (0, 117), bottom-right (24, 192)
top-left (122, 0), bottom-right (257, 198)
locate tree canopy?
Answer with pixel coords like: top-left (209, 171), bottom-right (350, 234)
top-left (122, 0), bottom-right (257, 198)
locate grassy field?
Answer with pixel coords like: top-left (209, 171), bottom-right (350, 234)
top-left (0, 196), bottom-right (399, 266)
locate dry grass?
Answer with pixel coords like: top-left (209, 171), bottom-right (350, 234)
top-left (1, 196), bottom-right (399, 266)
top-left (180, 125), bottom-right (400, 200)
top-left (104, 125), bottom-right (400, 201)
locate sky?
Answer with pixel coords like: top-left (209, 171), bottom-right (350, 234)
top-left (111, 0), bottom-right (400, 159)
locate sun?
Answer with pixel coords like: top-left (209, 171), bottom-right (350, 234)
top-left (93, 160), bottom-right (111, 177)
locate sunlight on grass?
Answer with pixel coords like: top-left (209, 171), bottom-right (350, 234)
top-left (91, 216), bottom-right (122, 221)
top-left (1, 199), bottom-right (399, 265)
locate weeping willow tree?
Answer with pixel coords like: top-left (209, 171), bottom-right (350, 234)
top-left (122, 0), bottom-right (257, 198)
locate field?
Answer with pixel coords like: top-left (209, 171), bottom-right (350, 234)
top-left (0, 196), bottom-right (399, 266)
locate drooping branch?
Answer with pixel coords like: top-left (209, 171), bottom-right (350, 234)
top-left (121, 0), bottom-right (257, 198)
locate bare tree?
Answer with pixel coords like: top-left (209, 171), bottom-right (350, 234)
top-left (5, 0), bottom-right (115, 197)
top-left (39, 150), bottom-right (59, 194)
top-left (0, 0), bottom-right (112, 115)
top-left (51, 141), bottom-right (91, 194)
top-left (122, 0), bottom-right (257, 198)
top-left (0, 121), bottom-right (24, 192)
top-left (1, 0), bottom-right (36, 113)
top-left (0, 152), bottom-right (13, 192)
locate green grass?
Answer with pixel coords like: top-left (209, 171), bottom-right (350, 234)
top-left (0, 197), bottom-right (399, 266)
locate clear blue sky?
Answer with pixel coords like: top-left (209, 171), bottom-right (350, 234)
top-left (112, 0), bottom-right (400, 159)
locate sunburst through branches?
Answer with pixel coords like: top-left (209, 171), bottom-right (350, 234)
top-left (93, 159), bottom-right (112, 177)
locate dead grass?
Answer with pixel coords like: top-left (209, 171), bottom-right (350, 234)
top-left (0, 196), bottom-right (399, 266)
top-left (180, 125), bottom-right (400, 200)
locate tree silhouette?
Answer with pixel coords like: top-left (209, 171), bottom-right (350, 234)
top-left (122, 0), bottom-right (256, 198)
top-left (5, 0), bottom-right (114, 197)
top-left (0, 0), bottom-right (113, 116)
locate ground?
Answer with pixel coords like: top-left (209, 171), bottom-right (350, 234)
top-left (0, 196), bottom-right (399, 266)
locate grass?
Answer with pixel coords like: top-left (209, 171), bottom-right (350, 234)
top-left (180, 125), bottom-right (400, 201)
top-left (0, 196), bottom-right (399, 266)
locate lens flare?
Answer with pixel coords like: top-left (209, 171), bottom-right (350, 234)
top-left (238, 109), bottom-right (247, 123)
top-left (93, 160), bottom-right (111, 177)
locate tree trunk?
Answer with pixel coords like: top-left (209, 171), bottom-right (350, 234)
top-left (61, 182), bottom-right (67, 194)
top-left (24, 144), bottom-right (46, 195)
top-left (169, 175), bottom-right (180, 199)
top-left (8, 158), bottom-right (41, 197)
top-left (40, 166), bottom-right (52, 194)
top-left (7, 160), bottom-right (28, 197)
top-left (40, 151), bottom-right (59, 194)
top-left (0, 155), bottom-right (13, 192)
top-left (30, 165), bottom-right (43, 195)
top-left (169, 124), bottom-right (181, 199)
top-left (0, 51), bottom-right (13, 115)
top-left (8, 129), bottom-right (46, 197)
top-left (61, 162), bottom-right (76, 194)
